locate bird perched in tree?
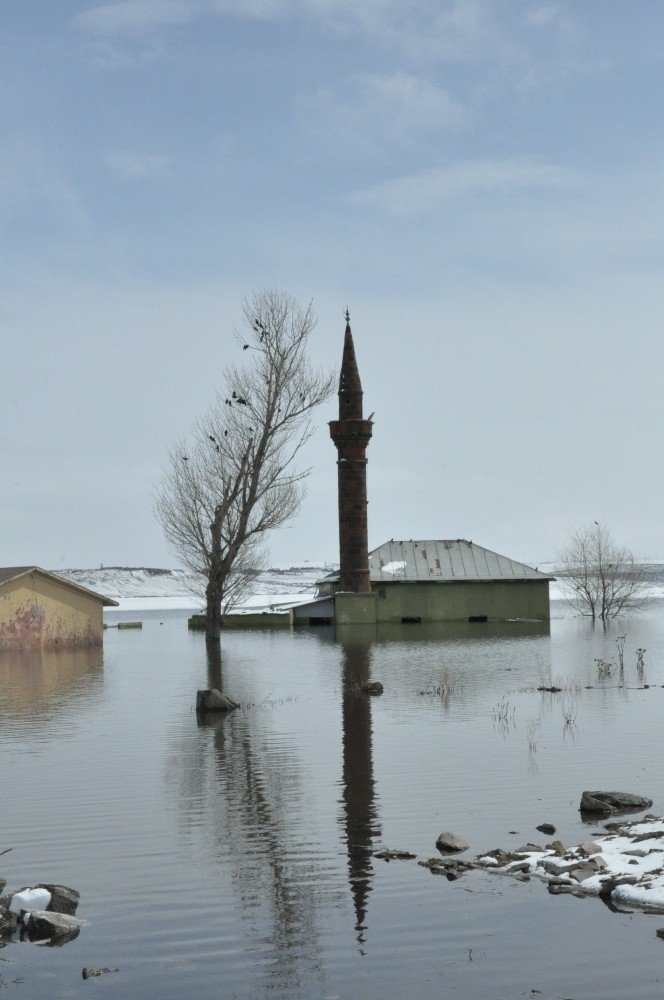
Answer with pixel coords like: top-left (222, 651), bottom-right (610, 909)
top-left (236, 396), bottom-right (248, 405)
top-left (181, 456), bottom-right (188, 461)
top-left (243, 344), bottom-right (249, 350)
top-left (209, 435), bottom-right (216, 443)
top-left (224, 430), bottom-right (228, 437)
top-left (232, 391), bottom-right (237, 400)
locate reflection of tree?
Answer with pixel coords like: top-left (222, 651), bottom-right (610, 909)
top-left (172, 642), bottom-right (333, 995)
top-left (0, 646), bottom-right (103, 728)
top-left (338, 629), bottom-right (381, 946)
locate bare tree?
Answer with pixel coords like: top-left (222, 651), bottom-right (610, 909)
top-left (155, 290), bottom-right (335, 640)
top-left (555, 523), bottom-right (650, 621)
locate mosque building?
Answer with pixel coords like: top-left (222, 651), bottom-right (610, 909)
top-left (294, 315), bottom-right (552, 626)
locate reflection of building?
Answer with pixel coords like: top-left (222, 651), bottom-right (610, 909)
top-left (339, 633), bottom-right (380, 944)
top-left (0, 645), bottom-right (104, 721)
top-left (0, 567), bottom-right (117, 648)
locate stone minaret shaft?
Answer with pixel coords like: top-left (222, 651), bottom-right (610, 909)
top-left (329, 313), bottom-right (372, 594)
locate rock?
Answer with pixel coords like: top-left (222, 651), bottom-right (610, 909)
top-left (580, 791), bottom-right (653, 815)
top-left (548, 882), bottom-right (584, 897)
top-left (657, 928), bottom-right (664, 941)
top-left (436, 832), bottom-right (469, 853)
top-left (0, 878), bottom-right (5, 896)
top-left (537, 823), bottom-right (556, 836)
top-left (546, 840), bottom-right (568, 856)
top-left (633, 830), bottom-right (664, 843)
top-left (578, 842), bottom-right (602, 857)
top-left (21, 909), bottom-right (88, 941)
top-left (37, 884), bottom-right (80, 916)
top-left (419, 856), bottom-right (474, 878)
top-left (373, 848), bottom-right (416, 861)
top-left (568, 863), bottom-right (600, 883)
top-left (0, 905), bottom-right (14, 938)
top-left (362, 682), bottom-right (384, 695)
top-left (624, 849), bottom-right (649, 858)
top-left (196, 689), bottom-right (238, 712)
top-left (598, 876), bottom-right (638, 901)
top-left (514, 843), bottom-right (543, 854)
top-left (479, 849), bottom-right (514, 866)
top-left (82, 967), bottom-right (119, 979)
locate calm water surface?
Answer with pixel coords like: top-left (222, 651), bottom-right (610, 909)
top-left (2, 603), bottom-right (664, 998)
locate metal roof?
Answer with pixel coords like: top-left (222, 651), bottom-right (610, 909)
top-left (0, 566), bottom-right (119, 606)
top-left (318, 541), bottom-right (553, 584)
top-left (370, 540), bottom-right (553, 582)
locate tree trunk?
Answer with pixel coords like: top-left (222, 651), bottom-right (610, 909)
top-left (205, 514), bottom-right (224, 641)
top-left (205, 641), bottom-right (223, 690)
top-left (205, 579), bottom-right (222, 641)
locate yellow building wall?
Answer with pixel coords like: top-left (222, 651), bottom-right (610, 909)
top-left (0, 572), bottom-right (104, 649)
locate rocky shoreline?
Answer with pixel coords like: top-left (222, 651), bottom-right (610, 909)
top-left (375, 792), bottom-right (664, 928)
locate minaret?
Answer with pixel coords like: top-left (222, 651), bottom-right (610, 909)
top-left (329, 312), bottom-right (372, 593)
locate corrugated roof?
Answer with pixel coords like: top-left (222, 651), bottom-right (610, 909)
top-left (370, 540), bottom-right (553, 582)
top-left (318, 541), bottom-right (553, 585)
top-left (0, 566), bottom-right (119, 606)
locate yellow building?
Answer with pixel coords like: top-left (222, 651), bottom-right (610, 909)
top-left (0, 567), bottom-right (118, 649)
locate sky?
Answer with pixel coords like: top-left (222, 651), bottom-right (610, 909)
top-left (2, 1), bottom-right (664, 570)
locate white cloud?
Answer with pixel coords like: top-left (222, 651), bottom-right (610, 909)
top-left (73, 0), bottom-right (580, 75)
top-left (524, 3), bottom-right (568, 29)
top-left (106, 152), bottom-right (176, 180)
top-left (355, 72), bottom-right (464, 129)
top-left (299, 71), bottom-right (464, 156)
top-left (72, 0), bottom-right (200, 36)
top-left (349, 157), bottom-right (575, 215)
top-left (0, 142), bottom-right (87, 227)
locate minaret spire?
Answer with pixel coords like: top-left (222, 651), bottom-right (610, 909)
top-left (329, 312), bottom-right (373, 594)
top-left (339, 312), bottom-right (364, 421)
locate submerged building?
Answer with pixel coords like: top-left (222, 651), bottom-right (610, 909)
top-left (0, 566), bottom-right (118, 648)
top-left (310, 538), bottom-right (552, 624)
top-left (294, 315), bottom-right (552, 626)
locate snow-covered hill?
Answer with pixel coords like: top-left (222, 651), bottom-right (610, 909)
top-left (56, 562), bottom-right (664, 612)
top-left (56, 565), bottom-right (332, 611)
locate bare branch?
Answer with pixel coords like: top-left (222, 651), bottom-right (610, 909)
top-left (154, 289), bottom-right (335, 639)
top-left (555, 522), bottom-right (650, 621)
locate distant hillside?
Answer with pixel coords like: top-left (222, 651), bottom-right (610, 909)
top-left (56, 565), bottom-right (332, 602)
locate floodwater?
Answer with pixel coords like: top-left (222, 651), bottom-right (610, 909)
top-left (2, 602), bottom-right (664, 998)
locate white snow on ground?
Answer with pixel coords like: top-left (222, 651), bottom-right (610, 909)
top-left (58, 562), bottom-right (664, 611)
top-left (57, 565), bottom-right (331, 612)
top-left (479, 816), bottom-right (664, 911)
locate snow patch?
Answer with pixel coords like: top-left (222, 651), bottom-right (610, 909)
top-left (10, 888), bottom-right (52, 915)
top-left (380, 560), bottom-right (406, 577)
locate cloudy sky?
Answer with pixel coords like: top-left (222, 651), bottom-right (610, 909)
top-left (2, 1), bottom-right (664, 570)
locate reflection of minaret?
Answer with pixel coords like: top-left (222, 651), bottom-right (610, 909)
top-left (329, 312), bottom-right (373, 594)
top-left (339, 632), bottom-right (380, 946)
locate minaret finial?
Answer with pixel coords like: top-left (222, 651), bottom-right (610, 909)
top-left (345, 307), bottom-right (350, 326)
